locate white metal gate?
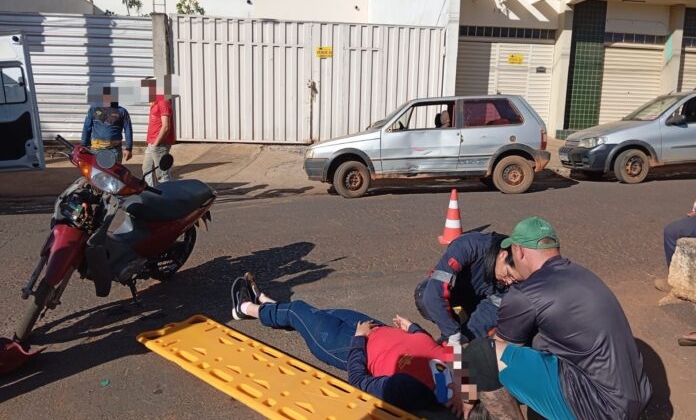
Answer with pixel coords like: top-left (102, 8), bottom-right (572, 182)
top-left (172, 16), bottom-right (446, 143)
top-left (0, 12), bottom-right (154, 142)
top-left (599, 46), bottom-right (662, 124)
top-left (456, 41), bottom-right (554, 125)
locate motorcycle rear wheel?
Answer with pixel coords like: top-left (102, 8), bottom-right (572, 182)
top-left (150, 226), bottom-right (197, 281)
top-left (15, 280), bottom-right (54, 342)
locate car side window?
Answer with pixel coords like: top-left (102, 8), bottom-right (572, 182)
top-left (389, 102), bottom-right (455, 131)
top-left (463, 99), bottom-right (523, 127)
top-left (680, 98), bottom-right (696, 124)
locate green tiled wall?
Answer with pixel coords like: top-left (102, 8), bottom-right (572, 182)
top-left (561, 0), bottom-right (607, 135)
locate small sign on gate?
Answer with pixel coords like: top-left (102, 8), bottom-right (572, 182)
top-left (316, 46), bottom-right (333, 59)
top-left (507, 53), bottom-right (524, 65)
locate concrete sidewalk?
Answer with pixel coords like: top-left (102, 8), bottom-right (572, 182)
top-left (0, 138), bottom-right (568, 200)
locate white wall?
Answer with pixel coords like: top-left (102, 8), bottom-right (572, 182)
top-left (87, 0), bottom-right (252, 17)
top-left (458, 0), bottom-right (559, 29)
top-left (0, 0), bottom-right (100, 13)
top-left (369, 0), bottom-right (448, 26)
top-left (605, 3), bottom-right (670, 35)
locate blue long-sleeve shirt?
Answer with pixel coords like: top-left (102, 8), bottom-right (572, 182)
top-left (81, 105), bottom-right (133, 150)
top-left (347, 323), bottom-right (440, 411)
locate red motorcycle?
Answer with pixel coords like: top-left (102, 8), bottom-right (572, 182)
top-left (14, 135), bottom-right (216, 342)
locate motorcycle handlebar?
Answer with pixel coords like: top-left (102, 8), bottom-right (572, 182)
top-left (54, 135), bottom-right (75, 152)
top-left (145, 185), bottom-right (163, 195)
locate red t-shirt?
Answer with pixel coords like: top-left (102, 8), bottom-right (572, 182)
top-left (147, 95), bottom-right (176, 145)
top-left (366, 326), bottom-right (453, 389)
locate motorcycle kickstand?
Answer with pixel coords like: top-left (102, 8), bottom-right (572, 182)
top-left (126, 280), bottom-right (142, 306)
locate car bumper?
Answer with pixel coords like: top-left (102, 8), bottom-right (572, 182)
top-left (304, 158), bottom-right (329, 181)
top-left (558, 144), bottom-right (614, 172)
top-left (534, 150), bottom-right (551, 172)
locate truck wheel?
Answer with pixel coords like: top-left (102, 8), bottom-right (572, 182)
top-left (614, 149), bottom-right (649, 184)
top-left (492, 156), bottom-right (534, 194)
top-left (333, 161), bottom-right (370, 198)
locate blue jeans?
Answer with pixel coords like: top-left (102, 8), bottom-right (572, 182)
top-left (142, 144), bottom-right (171, 186)
top-left (258, 300), bottom-right (382, 370)
top-left (663, 216), bottom-right (696, 266)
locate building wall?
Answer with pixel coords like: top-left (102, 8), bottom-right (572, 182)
top-left (237, 0), bottom-right (369, 23)
top-left (0, 0), bottom-right (100, 14)
top-left (458, 0), bottom-right (560, 29)
top-left (605, 2), bottom-right (670, 35)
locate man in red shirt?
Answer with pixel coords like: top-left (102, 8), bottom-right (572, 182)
top-left (141, 77), bottom-right (176, 186)
top-left (230, 273), bottom-right (465, 415)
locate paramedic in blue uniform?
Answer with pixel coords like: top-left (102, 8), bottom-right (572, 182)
top-left (414, 231), bottom-right (518, 345)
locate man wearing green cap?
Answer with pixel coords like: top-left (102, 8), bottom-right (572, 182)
top-left (460, 217), bottom-right (652, 420)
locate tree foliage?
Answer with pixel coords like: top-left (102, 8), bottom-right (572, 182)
top-left (176, 0), bottom-right (205, 15)
top-left (122, 0), bottom-right (143, 16)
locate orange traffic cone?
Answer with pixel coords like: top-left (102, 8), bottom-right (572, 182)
top-left (438, 189), bottom-right (462, 245)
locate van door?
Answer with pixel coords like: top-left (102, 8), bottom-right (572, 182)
top-left (0, 32), bottom-right (44, 172)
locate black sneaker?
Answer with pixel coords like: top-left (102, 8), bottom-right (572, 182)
top-left (245, 272), bottom-right (262, 304)
top-left (231, 276), bottom-right (253, 320)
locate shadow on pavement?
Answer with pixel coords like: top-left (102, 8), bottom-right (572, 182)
top-left (360, 169), bottom-right (578, 197)
top-left (638, 338), bottom-right (673, 419)
top-left (0, 241), bottom-right (331, 402)
top-left (569, 164), bottom-right (696, 184)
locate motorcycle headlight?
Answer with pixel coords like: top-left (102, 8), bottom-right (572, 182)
top-left (90, 167), bottom-right (125, 193)
top-left (577, 136), bottom-right (607, 148)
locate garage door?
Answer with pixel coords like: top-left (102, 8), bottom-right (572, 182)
top-left (599, 46), bottom-right (662, 124)
top-left (680, 49), bottom-right (696, 91)
top-left (456, 41), bottom-right (554, 124)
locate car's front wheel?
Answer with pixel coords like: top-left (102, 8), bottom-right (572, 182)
top-left (333, 161), bottom-right (370, 198)
top-left (492, 155), bottom-right (534, 194)
top-left (613, 149), bottom-right (649, 184)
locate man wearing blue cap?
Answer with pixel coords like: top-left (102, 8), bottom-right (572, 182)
top-left (460, 217), bottom-right (652, 420)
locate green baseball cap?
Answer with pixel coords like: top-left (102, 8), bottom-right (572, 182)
top-left (501, 217), bottom-right (560, 249)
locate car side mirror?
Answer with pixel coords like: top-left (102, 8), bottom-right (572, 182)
top-left (666, 114), bottom-right (686, 126)
top-left (159, 154), bottom-right (174, 171)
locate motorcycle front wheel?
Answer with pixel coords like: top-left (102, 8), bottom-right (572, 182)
top-left (150, 226), bottom-right (197, 281)
top-left (15, 279), bottom-right (54, 342)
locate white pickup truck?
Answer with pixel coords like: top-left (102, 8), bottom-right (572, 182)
top-left (0, 31), bottom-right (44, 172)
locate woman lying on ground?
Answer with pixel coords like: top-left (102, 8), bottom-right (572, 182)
top-left (230, 272), bottom-right (484, 418)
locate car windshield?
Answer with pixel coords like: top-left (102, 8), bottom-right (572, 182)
top-left (367, 102), bottom-right (408, 129)
top-left (623, 96), bottom-right (682, 121)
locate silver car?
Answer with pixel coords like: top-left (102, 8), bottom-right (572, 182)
top-left (303, 95), bottom-right (550, 198)
top-left (559, 91), bottom-right (696, 183)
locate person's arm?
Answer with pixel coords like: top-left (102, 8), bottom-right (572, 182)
top-left (347, 334), bottom-right (438, 411)
top-left (153, 100), bottom-right (172, 147)
top-left (81, 107), bottom-right (93, 147)
top-left (420, 280), bottom-right (462, 342)
top-left (494, 288), bottom-right (536, 345)
top-left (122, 108), bottom-right (133, 161)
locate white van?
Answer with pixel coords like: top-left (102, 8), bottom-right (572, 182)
top-left (0, 31), bottom-right (44, 172)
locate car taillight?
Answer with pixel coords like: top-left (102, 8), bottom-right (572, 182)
top-left (540, 129), bottom-right (547, 150)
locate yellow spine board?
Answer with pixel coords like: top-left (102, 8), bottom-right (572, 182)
top-left (137, 315), bottom-right (424, 420)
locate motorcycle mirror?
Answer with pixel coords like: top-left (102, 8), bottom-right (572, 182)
top-left (95, 149), bottom-right (117, 169)
top-left (159, 154), bottom-right (174, 171)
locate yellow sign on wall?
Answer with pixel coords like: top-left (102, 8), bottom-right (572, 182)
top-left (508, 53), bottom-right (524, 65)
top-left (316, 46), bottom-right (333, 59)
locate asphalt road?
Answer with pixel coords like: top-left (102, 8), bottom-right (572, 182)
top-left (1, 172), bottom-right (695, 419)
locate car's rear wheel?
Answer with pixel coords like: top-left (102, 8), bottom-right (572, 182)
top-left (333, 161), bottom-right (370, 198)
top-left (492, 155), bottom-right (534, 194)
top-left (613, 149), bottom-right (649, 184)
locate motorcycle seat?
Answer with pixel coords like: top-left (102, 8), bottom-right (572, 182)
top-left (123, 179), bottom-right (215, 221)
